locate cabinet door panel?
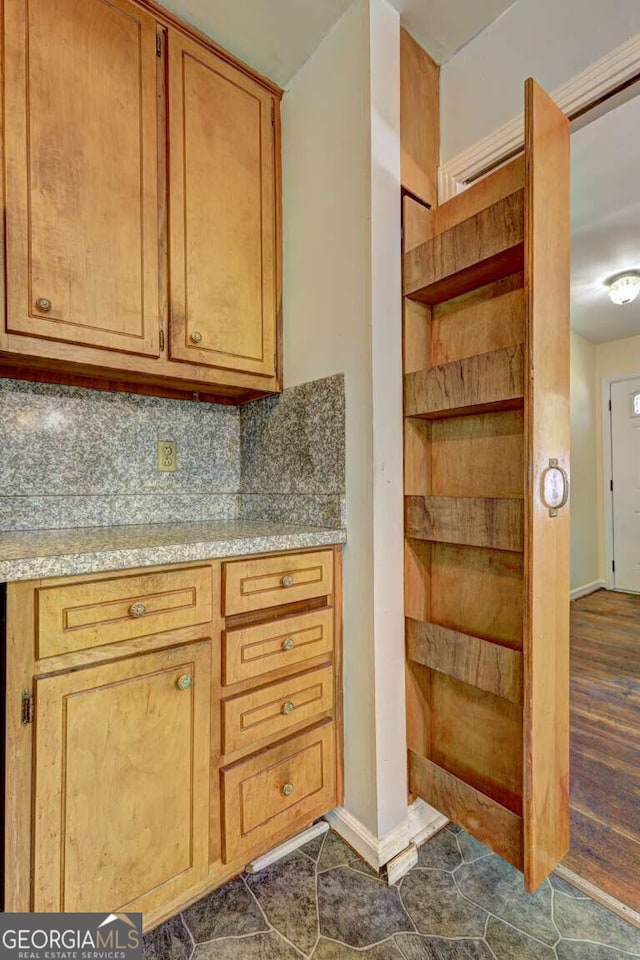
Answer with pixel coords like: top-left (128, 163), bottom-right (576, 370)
top-left (404, 79), bottom-right (569, 891)
top-left (168, 31), bottom-right (277, 377)
top-left (32, 642), bottom-right (211, 913)
top-left (3, 0), bottom-right (160, 355)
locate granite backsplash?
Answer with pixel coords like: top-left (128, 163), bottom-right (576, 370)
top-left (0, 375), bottom-right (345, 532)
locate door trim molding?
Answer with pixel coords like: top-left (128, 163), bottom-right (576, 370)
top-left (602, 371), bottom-right (640, 591)
top-left (438, 32), bottom-right (640, 202)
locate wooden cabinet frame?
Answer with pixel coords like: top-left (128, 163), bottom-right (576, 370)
top-left (4, 546), bottom-right (342, 930)
top-left (0, 0), bottom-right (283, 404)
top-left (403, 80), bottom-right (570, 891)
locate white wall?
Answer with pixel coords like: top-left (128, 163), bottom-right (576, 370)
top-left (570, 332), bottom-right (599, 592)
top-left (282, 0), bottom-right (407, 841)
top-left (595, 334), bottom-right (640, 581)
top-left (440, 0), bottom-right (640, 163)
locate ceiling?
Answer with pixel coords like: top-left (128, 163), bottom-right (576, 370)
top-left (161, 0), bottom-right (515, 87)
top-left (571, 94), bottom-right (640, 343)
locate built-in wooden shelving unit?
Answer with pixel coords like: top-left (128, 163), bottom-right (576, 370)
top-left (403, 80), bottom-right (571, 892)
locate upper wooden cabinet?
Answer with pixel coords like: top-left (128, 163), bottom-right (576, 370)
top-left (168, 33), bottom-right (277, 378)
top-left (0, 0), bottom-right (282, 402)
top-left (4, 0), bottom-right (161, 357)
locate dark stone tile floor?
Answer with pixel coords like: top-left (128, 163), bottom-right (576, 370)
top-left (144, 825), bottom-right (640, 959)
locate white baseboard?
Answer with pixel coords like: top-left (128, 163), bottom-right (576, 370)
top-left (326, 798), bottom-right (447, 870)
top-left (246, 820), bottom-right (329, 873)
top-left (570, 579), bottom-right (606, 601)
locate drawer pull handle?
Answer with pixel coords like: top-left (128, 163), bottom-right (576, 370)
top-left (129, 602), bottom-right (147, 618)
top-left (282, 700), bottom-right (295, 716)
top-left (190, 331), bottom-right (202, 344)
top-left (177, 674), bottom-right (193, 691)
top-left (281, 575), bottom-right (294, 588)
top-left (36, 297), bottom-right (52, 313)
top-left (282, 638), bottom-right (295, 651)
top-left (282, 782), bottom-right (294, 798)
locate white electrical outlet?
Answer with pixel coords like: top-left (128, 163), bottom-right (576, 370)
top-left (157, 440), bottom-right (177, 472)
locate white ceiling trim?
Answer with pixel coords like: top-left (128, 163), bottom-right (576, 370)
top-left (438, 32), bottom-right (640, 202)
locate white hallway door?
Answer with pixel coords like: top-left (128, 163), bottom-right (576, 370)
top-left (611, 376), bottom-right (640, 593)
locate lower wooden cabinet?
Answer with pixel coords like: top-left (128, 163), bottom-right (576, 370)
top-left (32, 642), bottom-right (212, 914)
top-left (4, 546), bottom-right (342, 930)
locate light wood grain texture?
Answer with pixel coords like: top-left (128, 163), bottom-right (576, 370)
top-left (32, 641), bottom-right (212, 913)
top-left (522, 78), bottom-right (571, 891)
top-left (403, 195), bottom-right (434, 254)
top-left (403, 191), bottom-right (525, 304)
top-left (4, 0), bottom-right (160, 356)
top-left (404, 344), bottom-right (525, 419)
top-left (429, 158), bottom-right (526, 239)
top-left (409, 750), bottom-right (523, 869)
top-left (403, 297), bottom-right (430, 375)
top-left (0, 0), bottom-right (282, 404)
top-left (400, 28), bottom-right (439, 207)
top-left (405, 495), bottom-right (524, 552)
top-left (4, 582), bottom-right (37, 911)
top-left (167, 30), bottom-right (276, 378)
top-left (222, 721), bottom-right (336, 863)
top-left (431, 273), bottom-right (525, 366)
top-left (406, 617), bottom-right (522, 703)
top-left (431, 410), bottom-right (524, 499)
top-left (223, 550), bottom-right (334, 616)
top-left (223, 609), bottom-right (334, 686)
top-left (36, 565), bottom-right (213, 658)
top-left (430, 543), bottom-right (524, 649)
top-left (431, 672), bottom-right (523, 814)
top-left (222, 665), bottom-right (333, 757)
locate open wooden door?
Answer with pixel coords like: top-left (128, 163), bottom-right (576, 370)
top-left (403, 79), bottom-right (570, 892)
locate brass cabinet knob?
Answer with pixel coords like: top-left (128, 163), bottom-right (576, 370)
top-left (281, 575), bottom-right (294, 588)
top-left (129, 601), bottom-right (147, 618)
top-left (190, 331), bottom-right (202, 344)
top-left (282, 782), bottom-right (294, 797)
top-left (177, 674), bottom-right (193, 691)
top-left (282, 638), bottom-right (295, 651)
top-left (282, 700), bottom-right (294, 716)
top-left (36, 297), bottom-right (52, 313)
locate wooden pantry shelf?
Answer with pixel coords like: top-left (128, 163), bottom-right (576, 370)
top-left (403, 190), bottom-right (524, 304)
top-left (406, 617), bottom-right (522, 704)
top-left (408, 749), bottom-right (523, 870)
top-left (404, 343), bottom-right (525, 419)
top-left (405, 495), bottom-right (524, 552)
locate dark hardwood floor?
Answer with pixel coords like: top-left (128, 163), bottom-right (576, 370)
top-left (563, 588), bottom-right (640, 912)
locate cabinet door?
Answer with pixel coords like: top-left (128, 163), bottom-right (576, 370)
top-left (167, 31), bottom-right (277, 378)
top-left (32, 642), bottom-right (211, 914)
top-left (3, 0), bottom-right (160, 356)
top-left (403, 80), bottom-right (570, 891)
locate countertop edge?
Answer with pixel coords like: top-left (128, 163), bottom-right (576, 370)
top-left (0, 528), bottom-right (347, 584)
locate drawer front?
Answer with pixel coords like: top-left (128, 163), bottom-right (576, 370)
top-left (223, 609), bottom-right (334, 685)
top-left (36, 566), bottom-right (213, 659)
top-left (223, 665), bottom-right (334, 756)
top-left (222, 722), bottom-right (336, 863)
top-left (223, 550), bottom-right (333, 616)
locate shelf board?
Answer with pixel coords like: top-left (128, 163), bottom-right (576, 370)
top-left (406, 617), bottom-right (522, 703)
top-left (405, 495), bottom-right (524, 553)
top-left (405, 344), bottom-right (525, 420)
top-left (408, 750), bottom-right (523, 870)
top-left (403, 190), bottom-right (525, 305)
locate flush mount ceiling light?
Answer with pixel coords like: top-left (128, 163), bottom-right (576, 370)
top-left (606, 271), bottom-right (640, 306)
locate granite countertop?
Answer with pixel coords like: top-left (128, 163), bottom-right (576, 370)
top-left (0, 520), bottom-right (347, 583)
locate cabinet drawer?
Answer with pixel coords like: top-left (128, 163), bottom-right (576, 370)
top-left (223, 609), bottom-right (333, 685)
top-left (36, 566), bottom-right (213, 659)
top-left (223, 551), bottom-right (333, 616)
top-left (222, 722), bottom-right (336, 863)
top-left (223, 665), bottom-right (334, 756)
